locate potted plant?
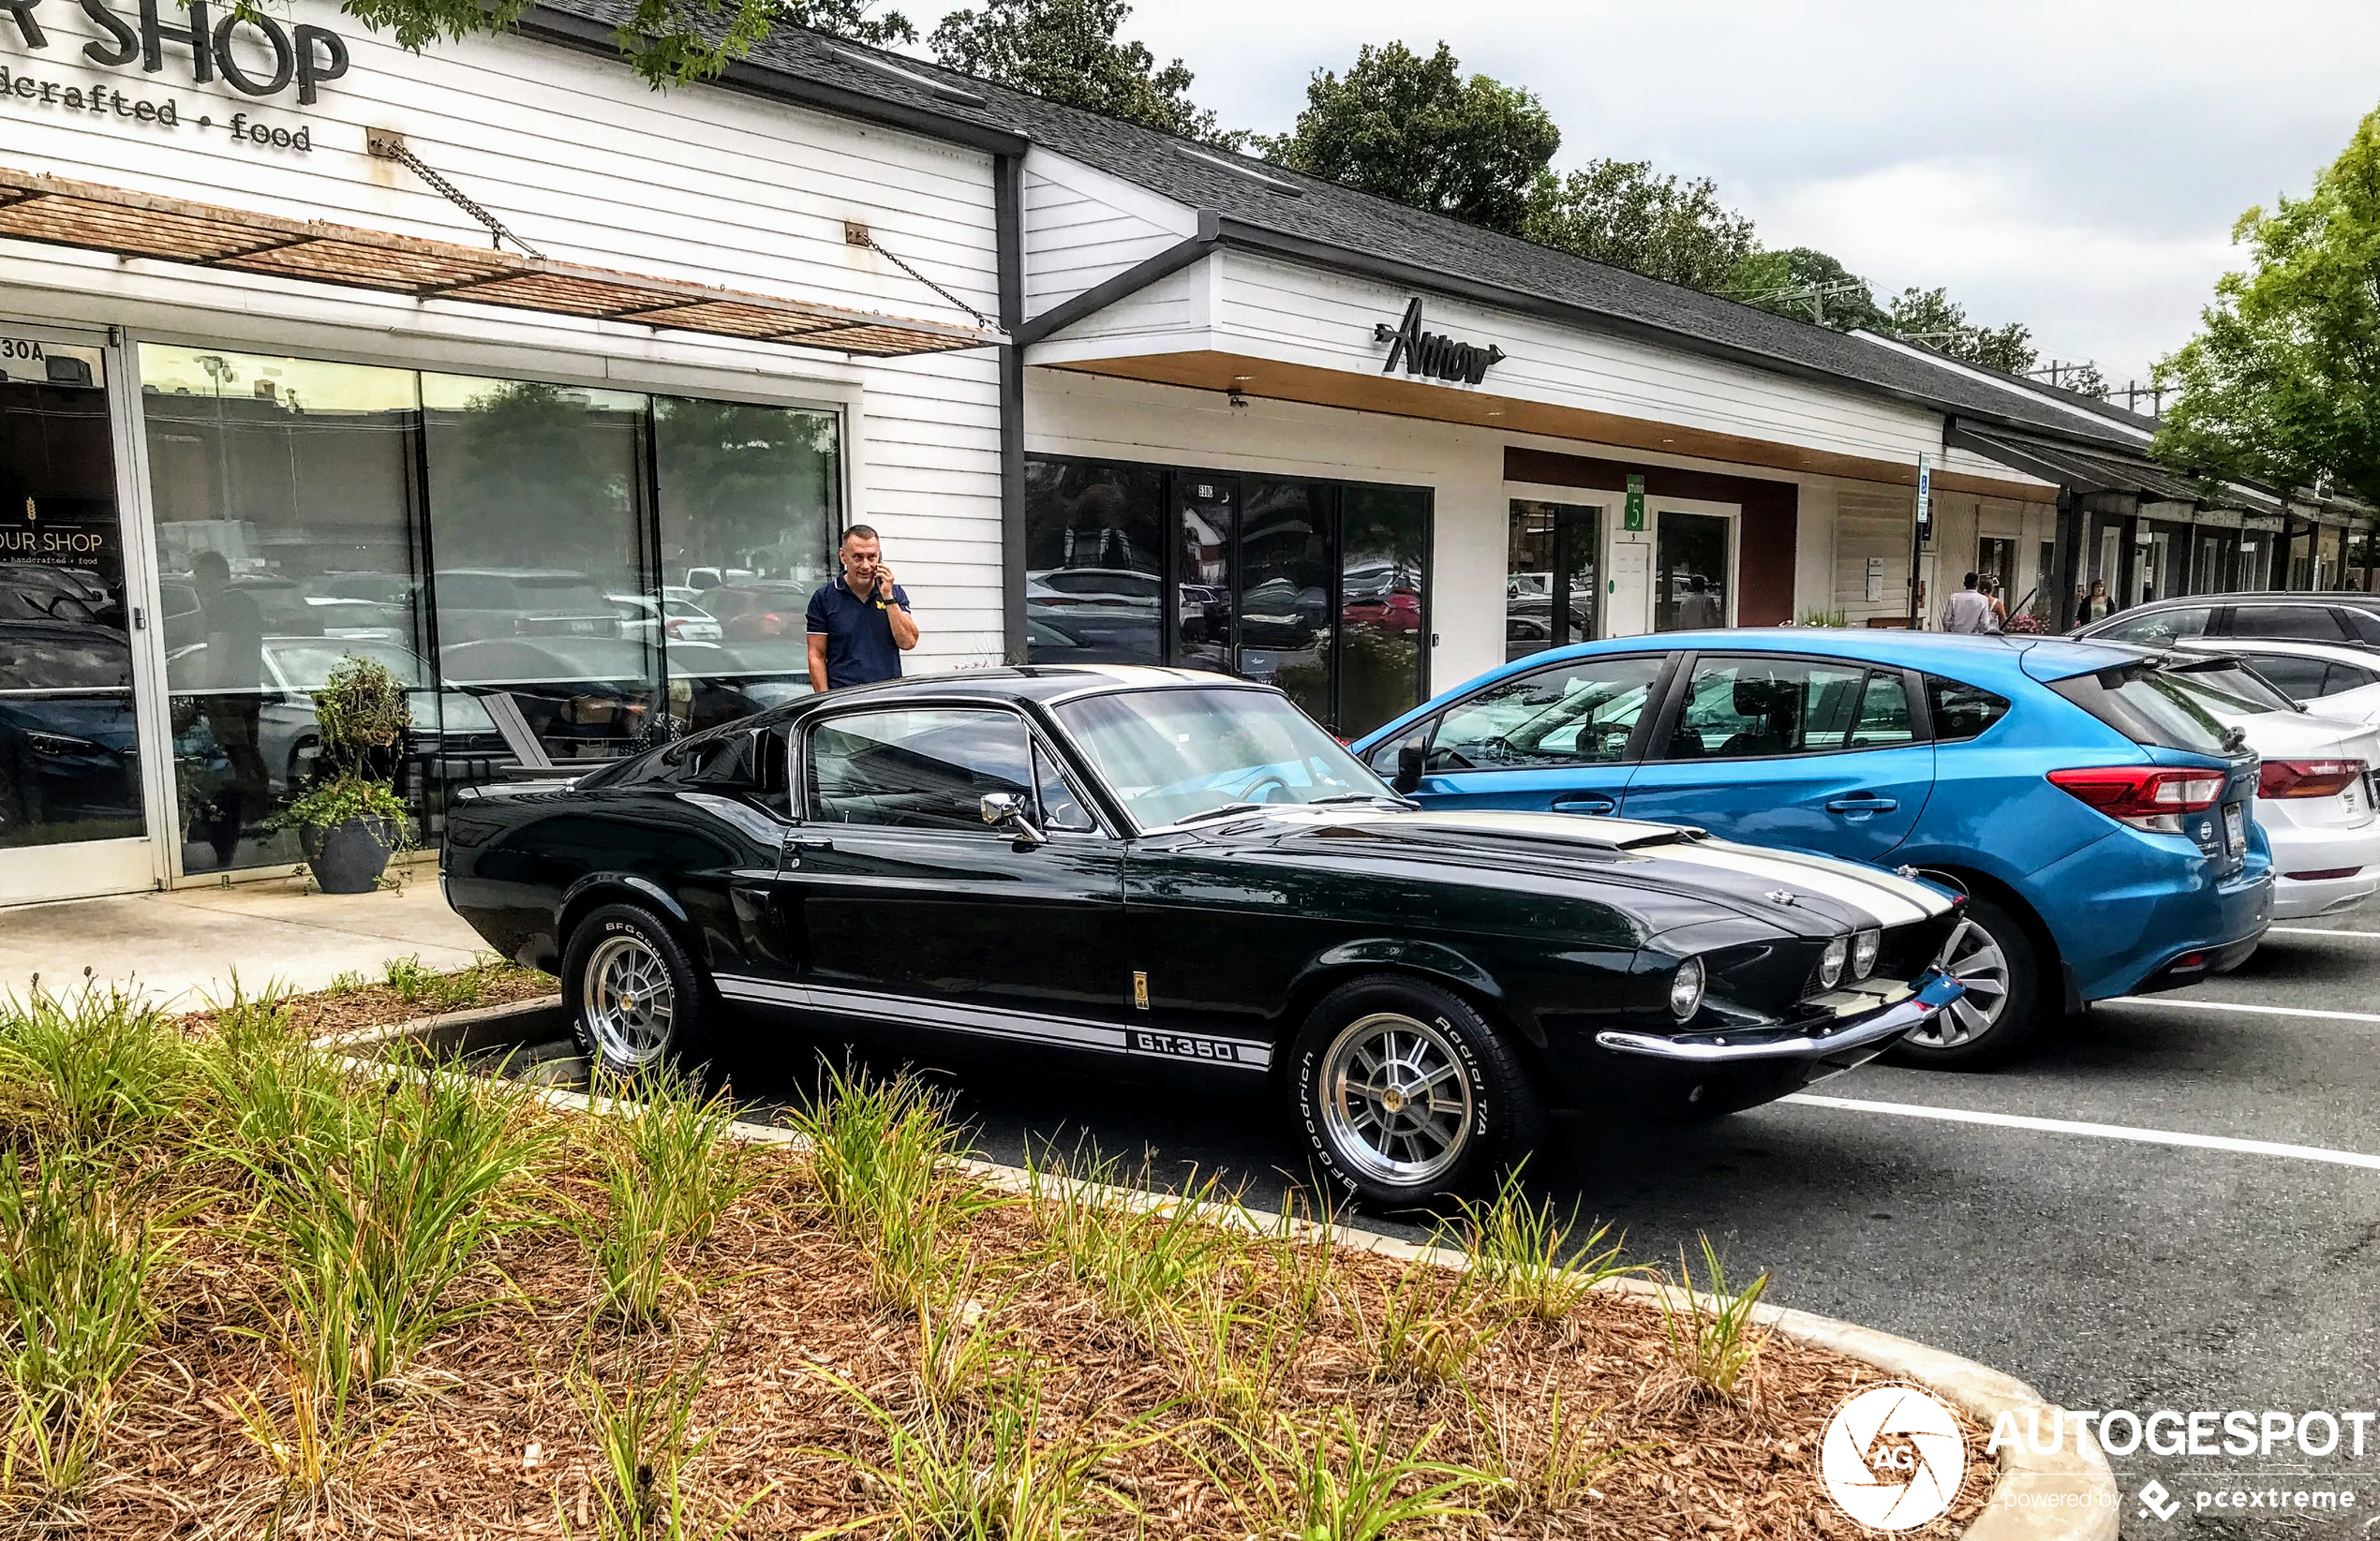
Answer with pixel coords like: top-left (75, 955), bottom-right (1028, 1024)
top-left (276, 655), bottom-right (412, 894)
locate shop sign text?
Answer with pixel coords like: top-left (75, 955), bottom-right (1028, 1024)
top-left (0, 0), bottom-right (348, 104)
top-left (1374, 298), bottom-right (1505, 386)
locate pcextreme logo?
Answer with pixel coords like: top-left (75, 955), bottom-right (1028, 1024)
top-left (1820, 1383), bottom-right (1969, 1532)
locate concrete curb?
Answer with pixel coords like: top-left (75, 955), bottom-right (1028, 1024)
top-left (354, 1001), bottom-right (2118, 1541)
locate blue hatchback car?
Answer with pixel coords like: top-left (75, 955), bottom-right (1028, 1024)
top-left (1353, 630), bottom-right (2274, 1067)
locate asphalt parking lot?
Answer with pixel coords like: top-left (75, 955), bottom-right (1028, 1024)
top-left (689, 918), bottom-right (2380, 1539)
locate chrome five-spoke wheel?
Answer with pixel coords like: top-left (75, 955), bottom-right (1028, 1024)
top-left (581, 932), bottom-right (677, 1068)
top-left (1911, 915), bottom-right (2010, 1050)
top-left (1319, 1011), bottom-right (1474, 1186)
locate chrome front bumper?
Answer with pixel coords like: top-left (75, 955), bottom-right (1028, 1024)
top-left (1594, 971), bottom-right (1965, 1065)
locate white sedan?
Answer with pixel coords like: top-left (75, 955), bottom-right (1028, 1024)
top-left (2169, 658), bottom-right (2380, 920)
top-left (2173, 636), bottom-right (2380, 725)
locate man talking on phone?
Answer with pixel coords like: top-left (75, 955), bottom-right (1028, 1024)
top-left (807, 525), bottom-right (920, 691)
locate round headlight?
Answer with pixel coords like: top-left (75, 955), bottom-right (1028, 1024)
top-left (1852, 928), bottom-right (1881, 980)
top-left (1818, 937), bottom-right (1849, 989)
top-left (1668, 956), bottom-right (1705, 1020)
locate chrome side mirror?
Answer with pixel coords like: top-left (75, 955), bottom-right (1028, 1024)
top-left (980, 791), bottom-right (1047, 848)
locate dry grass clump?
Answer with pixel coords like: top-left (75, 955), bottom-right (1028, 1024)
top-left (0, 981), bottom-right (1997, 1538)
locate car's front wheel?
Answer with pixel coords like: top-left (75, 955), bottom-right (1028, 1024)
top-left (562, 902), bottom-right (717, 1081)
top-left (1286, 974), bottom-right (1542, 1209)
top-left (1884, 894), bottom-right (2045, 1070)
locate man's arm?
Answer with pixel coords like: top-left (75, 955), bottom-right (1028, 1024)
top-left (806, 632), bottom-right (828, 693)
top-left (882, 573), bottom-right (920, 651)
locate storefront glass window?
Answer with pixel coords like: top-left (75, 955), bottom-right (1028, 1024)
top-left (655, 397), bottom-right (839, 713)
top-left (1021, 454), bottom-right (1431, 737)
top-left (1022, 457), bottom-right (1166, 666)
top-left (141, 346), bottom-right (426, 873)
top-left (1, 339), bottom-right (141, 853)
top-left (424, 374), bottom-right (663, 764)
top-left (1340, 485), bottom-right (1429, 738)
top-left (1240, 479), bottom-right (1335, 723)
top-left (140, 348), bottom-right (840, 874)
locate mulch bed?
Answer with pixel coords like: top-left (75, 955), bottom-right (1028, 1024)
top-left (170, 968), bottom-right (558, 1044)
top-left (89, 1138), bottom-right (1999, 1539)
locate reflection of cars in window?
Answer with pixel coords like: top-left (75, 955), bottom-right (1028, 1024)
top-left (435, 569), bottom-right (621, 645)
top-left (445, 665), bottom-right (1964, 1209)
top-left (1026, 568), bottom-right (1163, 610)
top-left (703, 582), bottom-right (819, 643)
top-left (610, 593), bottom-right (723, 644)
top-left (0, 620), bottom-right (143, 841)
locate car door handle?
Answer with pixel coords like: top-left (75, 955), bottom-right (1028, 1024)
top-left (1551, 794), bottom-right (1617, 815)
top-left (1825, 795), bottom-right (1898, 814)
top-left (781, 836), bottom-right (834, 865)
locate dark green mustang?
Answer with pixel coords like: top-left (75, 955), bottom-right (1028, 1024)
top-left (442, 666), bottom-right (1963, 1208)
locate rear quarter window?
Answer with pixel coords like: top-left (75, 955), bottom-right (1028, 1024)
top-left (1923, 675), bottom-right (2012, 742)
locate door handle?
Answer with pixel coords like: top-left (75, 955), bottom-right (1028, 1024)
top-left (781, 835), bottom-right (834, 866)
top-left (1825, 795), bottom-right (1898, 815)
top-left (1550, 794), bottom-right (1617, 815)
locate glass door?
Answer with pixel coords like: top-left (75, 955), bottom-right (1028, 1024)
top-left (1655, 510), bottom-right (1732, 631)
top-left (0, 323), bottom-right (154, 903)
top-left (1506, 500), bottom-right (1599, 659)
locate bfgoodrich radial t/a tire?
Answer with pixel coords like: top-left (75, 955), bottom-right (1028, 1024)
top-left (561, 902), bottom-right (718, 1082)
top-left (1287, 973), bottom-right (1543, 1209)
top-left (1883, 894), bottom-right (2046, 1071)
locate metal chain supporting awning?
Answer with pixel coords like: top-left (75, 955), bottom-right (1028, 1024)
top-left (0, 165), bottom-right (998, 358)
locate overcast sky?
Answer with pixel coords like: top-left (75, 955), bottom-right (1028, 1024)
top-left (912, 1), bottom-right (2380, 394)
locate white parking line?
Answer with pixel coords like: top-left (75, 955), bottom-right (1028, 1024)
top-left (2268, 926), bottom-right (2380, 939)
top-left (2097, 997), bottom-right (2380, 1025)
top-left (1784, 1093), bottom-right (2380, 1171)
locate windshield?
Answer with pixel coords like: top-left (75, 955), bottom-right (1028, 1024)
top-left (1054, 688), bottom-right (1390, 828)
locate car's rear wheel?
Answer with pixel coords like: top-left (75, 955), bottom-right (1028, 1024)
top-left (562, 902), bottom-right (716, 1081)
top-left (1884, 894), bottom-right (2045, 1070)
top-left (1287, 974), bottom-right (1541, 1209)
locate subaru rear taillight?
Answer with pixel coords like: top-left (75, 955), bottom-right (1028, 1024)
top-left (2257, 759), bottom-right (2364, 800)
top-left (2046, 766), bottom-right (2225, 834)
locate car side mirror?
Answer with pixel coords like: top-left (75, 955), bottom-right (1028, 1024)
top-left (980, 791), bottom-right (1048, 849)
top-left (1392, 736), bottom-right (1427, 795)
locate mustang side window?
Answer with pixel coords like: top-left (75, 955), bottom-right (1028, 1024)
top-left (1661, 657), bottom-right (1867, 759)
top-left (809, 708), bottom-right (1034, 831)
top-left (1428, 655), bottom-right (1664, 770)
top-left (1034, 742), bottom-right (1096, 832)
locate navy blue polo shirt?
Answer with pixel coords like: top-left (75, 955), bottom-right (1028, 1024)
top-left (806, 574), bottom-right (911, 689)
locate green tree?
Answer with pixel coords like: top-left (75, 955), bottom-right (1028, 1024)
top-left (1520, 159), bottom-right (1759, 293)
top-left (328, 0), bottom-right (910, 86)
top-left (2155, 105), bottom-right (2380, 506)
top-left (1728, 246), bottom-right (1889, 332)
top-left (1258, 41), bottom-right (1559, 235)
top-left (929, 0), bottom-right (1236, 144)
top-left (1885, 286), bottom-right (2037, 374)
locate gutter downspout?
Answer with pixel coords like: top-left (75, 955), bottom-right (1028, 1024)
top-left (995, 152), bottom-right (1026, 664)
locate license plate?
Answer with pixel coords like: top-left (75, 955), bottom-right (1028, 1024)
top-left (2224, 803), bottom-right (2246, 858)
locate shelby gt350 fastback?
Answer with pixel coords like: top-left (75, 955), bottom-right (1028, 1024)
top-left (442, 665), bottom-right (1964, 1207)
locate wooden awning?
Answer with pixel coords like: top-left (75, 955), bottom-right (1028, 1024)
top-left (0, 165), bottom-right (996, 357)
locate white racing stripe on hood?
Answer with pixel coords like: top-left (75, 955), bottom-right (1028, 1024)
top-left (1651, 842), bottom-right (1933, 927)
top-left (1703, 841), bottom-right (1955, 921)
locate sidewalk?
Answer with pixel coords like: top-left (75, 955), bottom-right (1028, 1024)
top-left (0, 874), bottom-right (491, 1009)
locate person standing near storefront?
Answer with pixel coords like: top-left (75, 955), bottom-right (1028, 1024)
top-left (806, 525), bottom-right (919, 691)
top-left (1940, 571), bottom-right (1994, 633)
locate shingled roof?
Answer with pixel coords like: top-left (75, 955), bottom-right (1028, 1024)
top-left (527, 1), bottom-right (2149, 453)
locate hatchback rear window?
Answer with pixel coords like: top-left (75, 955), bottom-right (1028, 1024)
top-left (2049, 664), bottom-right (2236, 755)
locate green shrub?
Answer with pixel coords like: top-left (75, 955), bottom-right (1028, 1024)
top-left (0, 982), bottom-right (198, 1152)
top-left (582, 1074), bottom-right (757, 1326)
top-left (0, 1152), bottom-right (181, 1499)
